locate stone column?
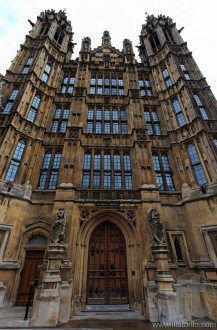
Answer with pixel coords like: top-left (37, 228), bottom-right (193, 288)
top-left (30, 208), bottom-right (70, 327)
top-left (146, 209), bottom-right (178, 323)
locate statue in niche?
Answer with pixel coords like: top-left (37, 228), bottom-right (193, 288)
top-left (148, 209), bottom-right (166, 245)
top-left (50, 208), bottom-right (66, 244)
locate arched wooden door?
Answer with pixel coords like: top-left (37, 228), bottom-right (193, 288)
top-left (86, 221), bottom-right (129, 304)
top-left (16, 234), bottom-right (47, 306)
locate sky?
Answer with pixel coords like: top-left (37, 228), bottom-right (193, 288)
top-left (0, 0), bottom-right (216, 96)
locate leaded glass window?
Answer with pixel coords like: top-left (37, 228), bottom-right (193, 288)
top-left (187, 144), bottom-right (207, 184)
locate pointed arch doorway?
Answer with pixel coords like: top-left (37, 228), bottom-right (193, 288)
top-left (86, 221), bottom-right (129, 304)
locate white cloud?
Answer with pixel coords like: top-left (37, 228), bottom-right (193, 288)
top-left (0, 0), bottom-right (216, 96)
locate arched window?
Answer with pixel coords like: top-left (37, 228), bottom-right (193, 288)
top-left (93, 152), bottom-right (101, 188)
top-left (51, 108), bottom-right (69, 133)
top-left (26, 234), bottom-right (47, 246)
top-left (38, 151), bottom-right (62, 189)
top-left (42, 151), bottom-right (52, 169)
top-left (87, 108), bottom-right (94, 133)
top-left (3, 88), bottom-right (19, 114)
top-left (123, 153), bottom-right (132, 189)
top-left (114, 153), bottom-right (122, 189)
top-left (114, 153), bottom-right (121, 170)
top-left (123, 153), bottom-right (131, 170)
top-left (22, 57), bottom-right (33, 74)
top-left (96, 108), bottom-right (102, 133)
top-left (152, 153), bottom-right (175, 191)
top-left (81, 151), bottom-right (134, 190)
top-left (5, 140), bottom-right (26, 182)
top-left (104, 152), bottom-right (111, 170)
top-left (187, 144), bottom-right (207, 184)
top-left (193, 94), bottom-right (208, 119)
top-left (94, 152), bottom-right (101, 170)
top-left (82, 151), bottom-right (91, 188)
top-left (149, 32), bottom-right (160, 52)
top-left (41, 63), bottom-right (51, 83)
top-left (162, 68), bottom-right (172, 88)
top-left (112, 109), bottom-right (119, 134)
top-left (40, 23), bottom-right (50, 35)
top-left (52, 152), bottom-right (62, 169)
top-left (54, 28), bottom-right (64, 44)
top-left (84, 152), bottom-right (91, 170)
top-left (104, 152), bottom-right (111, 188)
top-left (88, 108), bottom-right (94, 120)
top-left (27, 94), bottom-right (41, 123)
top-left (174, 238), bottom-right (183, 261)
top-left (104, 109), bottom-right (110, 134)
top-left (48, 152), bottom-right (62, 189)
top-left (172, 99), bottom-right (186, 127)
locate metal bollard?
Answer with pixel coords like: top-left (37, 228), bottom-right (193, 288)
top-left (24, 281), bottom-right (34, 320)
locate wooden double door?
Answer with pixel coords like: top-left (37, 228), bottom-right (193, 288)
top-left (16, 249), bottom-right (45, 306)
top-left (87, 221), bottom-right (129, 304)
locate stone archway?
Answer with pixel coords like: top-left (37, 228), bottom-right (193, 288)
top-left (73, 210), bottom-right (142, 311)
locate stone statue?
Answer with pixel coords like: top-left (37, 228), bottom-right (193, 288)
top-left (50, 208), bottom-right (66, 244)
top-left (123, 39), bottom-right (133, 54)
top-left (181, 183), bottom-right (191, 200)
top-left (148, 209), bottom-right (166, 245)
top-left (81, 37), bottom-right (91, 52)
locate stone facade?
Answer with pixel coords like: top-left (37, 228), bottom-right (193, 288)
top-left (0, 10), bottom-right (216, 325)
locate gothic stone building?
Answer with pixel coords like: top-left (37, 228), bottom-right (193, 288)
top-left (0, 9), bottom-right (217, 325)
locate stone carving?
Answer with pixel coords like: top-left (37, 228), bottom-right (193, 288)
top-left (136, 129), bottom-right (147, 140)
top-left (23, 181), bottom-right (32, 199)
top-left (131, 90), bottom-right (139, 98)
top-left (102, 31), bottom-right (111, 45)
top-left (148, 209), bottom-right (166, 245)
top-left (2, 182), bottom-right (13, 193)
top-left (80, 209), bottom-right (90, 220)
top-left (50, 208), bottom-right (66, 244)
top-left (81, 37), bottom-right (91, 52)
top-left (23, 124), bottom-right (32, 135)
top-left (181, 127), bottom-right (189, 138)
top-left (123, 39), bottom-right (134, 54)
top-left (68, 127), bottom-right (79, 139)
top-left (126, 210), bottom-right (136, 221)
top-left (75, 88), bottom-right (84, 96)
top-left (181, 183), bottom-right (192, 200)
top-left (129, 191), bottom-right (136, 199)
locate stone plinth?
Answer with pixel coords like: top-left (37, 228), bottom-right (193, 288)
top-left (145, 243), bottom-right (178, 323)
top-left (30, 243), bottom-right (66, 327)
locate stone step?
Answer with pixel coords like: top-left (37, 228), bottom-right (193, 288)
top-left (72, 305), bottom-right (145, 320)
top-left (85, 304), bottom-right (130, 310)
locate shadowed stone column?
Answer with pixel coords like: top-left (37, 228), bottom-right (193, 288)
top-left (30, 208), bottom-right (71, 327)
top-left (146, 209), bottom-right (178, 323)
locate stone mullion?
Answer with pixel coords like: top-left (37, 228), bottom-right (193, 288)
top-left (89, 149), bottom-right (94, 189)
top-left (121, 151), bottom-right (125, 190)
